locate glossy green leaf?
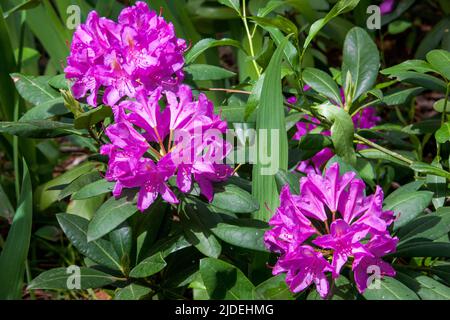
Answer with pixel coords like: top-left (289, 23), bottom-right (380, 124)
top-left (396, 271), bottom-right (450, 300)
top-left (393, 242), bottom-right (450, 258)
top-left (383, 190), bottom-right (433, 230)
top-left (115, 284), bottom-right (151, 300)
top-left (28, 267), bottom-right (119, 290)
top-left (303, 68), bottom-right (342, 105)
top-left (0, 120), bottom-right (74, 138)
top-left (398, 207), bottom-right (450, 244)
top-left (275, 169), bottom-right (302, 195)
top-left (212, 184), bottom-right (259, 214)
top-left (87, 196), bottom-right (138, 242)
top-left (382, 87), bottom-right (424, 106)
top-left (0, 7), bottom-right (16, 121)
top-left (19, 98), bottom-right (68, 121)
top-left (426, 49), bottom-right (450, 80)
top-left (217, 0), bottom-right (240, 14)
top-left (10, 74), bottom-right (58, 105)
top-left (200, 258), bottom-right (255, 300)
top-left (434, 99), bottom-right (450, 113)
top-left (211, 222), bottom-right (268, 252)
top-left (58, 171), bottom-right (102, 201)
top-left (410, 162), bottom-right (450, 179)
top-left (57, 213), bottom-right (122, 271)
top-left (185, 38), bottom-right (242, 64)
top-left (314, 102), bottom-right (356, 165)
top-left (129, 252), bottom-right (167, 278)
top-left (184, 64), bottom-right (236, 81)
top-left (74, 105), bottom-right (112, 130)
top-left (254, 274), bottom-right (294, 300)
top-left (342, 27), bottom-right (380, 102)
top-left (303, 0), bottom-right (360, 50)
top-left (363, 277), bottom-right (419, 300)
top-left (71, 179), bottom-right (115, 200)
top-left (181, 202), bottom-right (222, 258)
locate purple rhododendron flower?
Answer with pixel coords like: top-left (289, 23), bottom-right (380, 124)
top-left (264, 163), bottom-right (398, 298)
top-left (380, 0), bottom-right (396, 15)
top-left (101, 85), bottom-right (232, 211)
top-left (65, 1), bottom-right (186, 107)
top-left (294, 88), bottom-right (380, 174)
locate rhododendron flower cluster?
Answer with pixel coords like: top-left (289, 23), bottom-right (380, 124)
top-left (264, 163), bottom-right (398, 298)
top-left (292, 88), bottom-right (380, 174)
top-left (66, 2), bottom-right (232, 211)
top-left (65, 1), bottom-right (186, 107)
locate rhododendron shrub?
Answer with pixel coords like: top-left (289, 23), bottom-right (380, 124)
top-left (1, 0), bottom-right (450, 302)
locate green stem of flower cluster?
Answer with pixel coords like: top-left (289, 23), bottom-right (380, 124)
top-left (241, 0), bottom-right (261, 77)
top-left (355, 133), bottom-right (414, 166)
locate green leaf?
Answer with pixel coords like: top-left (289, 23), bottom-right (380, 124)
top-left (303, 68), bottom-right (342, 105)
top-left (0, 7), bottom-right (17, 121)
top-left (252, 36), bottom-right (289, 221)
top-left (290, 133), bottom-right (333, 166)
top-left (390, 72), bottom-right (447, 92)
top-left (48, 74), bottom-right (69, 90)
top-left (0, 120), bottom-right (74, 138)
top-left (87, 195), bottom-right (138, 242)
top-left (342, 27), bottom-right (380, 102)
top-left (398, 207), bottom-right (450, 244)
top-left (382, 87), bottom-right (425, 106)
top-left (217, 0), bottom-right (240, 14)
top-left (0, 160), bottom-right (32, 299)
top-left (314, 103), bottom-right (356, 165)
top-left (426, 49), bottom-right (450, 80)
top-left (129, 252), bottom-right (167, 278)
top-left (396, 271), bottom-right (450, 300)
top-left (181, 202), bottom-right (222, 258)
top-left (426, 159), bottom-right (447, 209)
top-left (393, 242), bottom-right (450, 258)
top-left (110, 223), bottom-right (133, 265)
top-left (36, 162), bottom-right (101, 211)
top-left (275, 169), bottom-right (302, 195)
top-left (0, 182), bottom-right (14, 221)
top-left (250, 16), bottom-right (298, 37)
top-left (388, 20), bottom-right (412, 35)
top-left (358, 148), bottom-right (414, 167)
top-left (434, 99), bottom-right (450, 113)
top-left (28, 267), bottom-right (119, 290)
top-left (254, 274), bottom-right (294, 300)
top-left (10, 74), bottom-right (58, 105)
top-left (212, 184), bottom-right (259, 214)
top-left (115, 284), bottom-right (151, 300)
top-left (58, 171), bottom-right (102, 201)
top-left (74, 105), bottom-right (112, 130)
top-left (383, 190), bottom-right (433, 230)
top-left (19, 98), bottom-right (68, 121)
top-left (212, 222), bottom-right (268, 252)
top-left (184, 64), bottom-right (236, 81)
top-left (363, 277), bottom-right (419, 300)
top-left (185, 38), bottom-right (242, 64)
top-left (381, 60), bottom-right (436, 75)
top-left (57, 213), bottom-right (122, 271)
top-left (71, 179), bottom-right (115, 200)
top-left (200, 258), bottom-right (255, 300)
top-left (410, 162), bottom-right (450, 179)
top-left (303, 0), bottom-right (360, 50)
top-left (436, 122), bottom-right (450, 143)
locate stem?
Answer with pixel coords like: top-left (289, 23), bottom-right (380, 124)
top-left (354, 133), bottom-right (414, 165)
top-left (241, 0), bottom-right (261, 77)
top-left (25, 260), bottom-right (35, 300)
